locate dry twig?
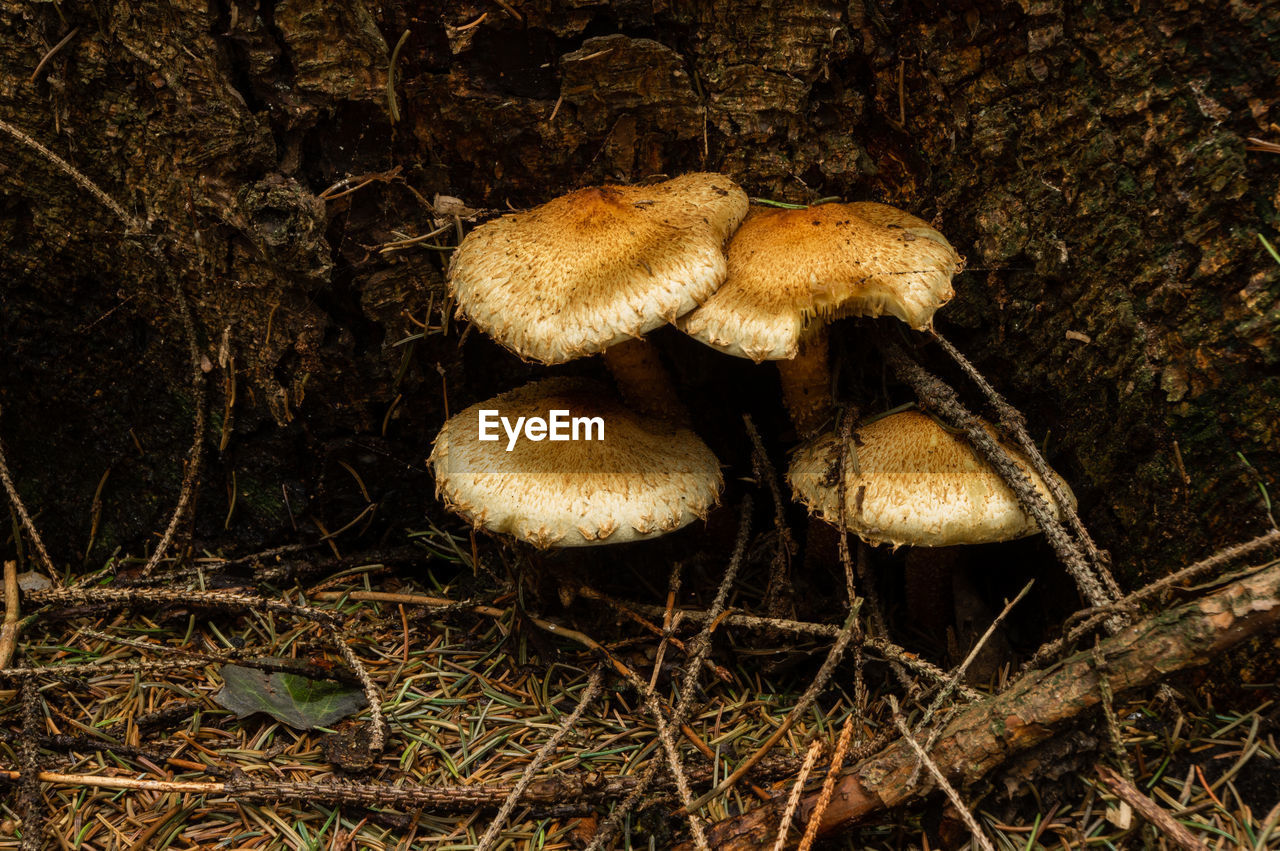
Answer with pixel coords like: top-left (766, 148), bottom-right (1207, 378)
top-left (1095, 764), bottom-right (1209, 851)
top-left (585, 495), bottom-right (754, 851)
top-left (29, 586), bottom-right (341, 626)
top-left (0, 434), bottom-right (57, 577)
top-left (686, 553), bottom-right (1280, 848)
top-left (889, 696), bottom-right (996, 851)
top-left (475, 666), bottom-right (606, 851)
top-left (797, 714), bottom-right (856, 851)
top-left (0, 117), bottom-right (207, 581)
top-left (18, 679), bottom-right (43, 851)
top-left (933, 331), bottom-right (1119, 597)
top-left (746, 414), bottom-right (797, 619)
top-left (1026, 529), bottom-right (1280, 668)
top-left (882, 341), bottom-right (1118, 621)
top-left (0, 560), bottom-right (19, 669)
top-left (683, 601), bottom-right (862, 812)
top-left (911, 580), bottom-right (1033, 783)
top-left (772, 739), bottom-right (823, 851)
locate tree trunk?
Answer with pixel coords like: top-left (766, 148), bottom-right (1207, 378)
top-left (2, 0), bottom-right (1278, 594)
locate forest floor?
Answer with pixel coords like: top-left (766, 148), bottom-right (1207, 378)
top-left (1, 505), bottom-right (1278, 850)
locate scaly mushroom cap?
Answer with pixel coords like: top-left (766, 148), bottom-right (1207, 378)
top-left (449, 173), bottom-right (749, 364)
top-left (428, 378), bottom-right (723, 548)
top-left (679, 202), bottom-right (962, 362)
top-left (788, 410), bottom-right (1074, 547)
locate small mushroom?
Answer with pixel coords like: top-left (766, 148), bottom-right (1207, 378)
top-left (790, 409), bottom-right (1075, 678)
top-left (449, 173), bottom-right (749, 418)
top-left (679, 202), bottom-right (961, 435)
top-left (788, 409), bottom-right (1073, 547)
top-left (429, 377), bottom-right (723, 549)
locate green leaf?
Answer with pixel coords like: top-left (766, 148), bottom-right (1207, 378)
top-left (214, 661), bottom-right (367, 730)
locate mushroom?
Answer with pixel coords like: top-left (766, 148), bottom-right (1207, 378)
top-left (448, 173), bottom-right (749, 419)
top-left (429, 377), bottom-right (723, 549)
top-left (679, 202), bottom-right (962, 435)
top-left (788, 409), bottom-right (1074, 547)
top-left (789, 409), bottom-right (1075, 675)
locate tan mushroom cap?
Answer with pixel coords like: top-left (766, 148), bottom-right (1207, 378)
top-left (679, 202), bottom-right (963, 362)
top-left (788, 410), bottom-right (1075, 548)
top-left (428, 378), bottom-right (723, 548)
top-left (448, 173), bottom-right (749, 365)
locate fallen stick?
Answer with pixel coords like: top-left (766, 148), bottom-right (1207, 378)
top-left (1095, 764), bottom-right (1208, 851)
top-left (0, 561), bottom-right (18, 669)
top-left (681, 556), bottom-right (1280, 849)
top-left (0, 758), bottom-right (803, 814)
top-left (882, 342), bottom-right (1119, 624)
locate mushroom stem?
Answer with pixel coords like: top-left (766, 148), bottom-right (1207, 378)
top-left (602, 338), bottom-right (689, 422)
top-left (776, 326), bottom-right (833, 438)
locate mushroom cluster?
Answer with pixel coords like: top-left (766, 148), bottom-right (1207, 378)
top-left (429, 175), bottom-right (1076, 596)
top-left (430, 174), bottom-right (747, 549)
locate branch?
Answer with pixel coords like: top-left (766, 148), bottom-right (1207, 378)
top-left (1095, 764), bottom-right (1209, 851)
top-left (881, 342), bottom-right (1118, 622)
top-left (0, 561), bottom-right (18, 669)
top-left (685, 555), bottom-right (1280, 849)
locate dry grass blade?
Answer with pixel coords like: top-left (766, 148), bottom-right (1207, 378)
top-left (1246, 136), bottom-right (1280, 153)
top-left (28, 27), bottom-right (80, 84)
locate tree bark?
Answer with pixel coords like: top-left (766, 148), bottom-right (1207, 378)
top-left (1, 2), bottom-right (1278, 595)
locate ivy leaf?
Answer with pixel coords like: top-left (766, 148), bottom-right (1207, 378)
top-left (214, 661), bottom-right (367, 730)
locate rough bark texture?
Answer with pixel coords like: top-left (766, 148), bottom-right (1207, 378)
top-left (2, 1), bottom-right (1278, 595)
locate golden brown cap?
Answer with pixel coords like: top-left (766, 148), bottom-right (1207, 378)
top-left (448, 174), bottom-right (749, 364)
top-left (679, 202), bottom-right (962, 362)
top-left (788, 410), bottom-right (1074, 547)
top-left (428, 378), bottom-right (723, 548)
